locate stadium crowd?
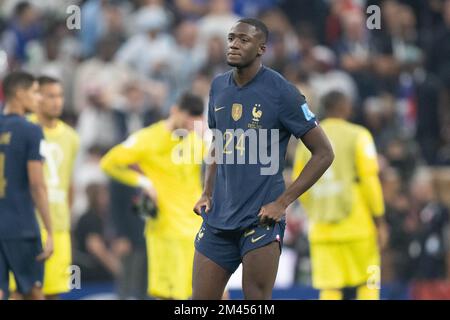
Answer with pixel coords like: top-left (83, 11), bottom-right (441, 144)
top-left (0, 0), bottom-right (449, 299)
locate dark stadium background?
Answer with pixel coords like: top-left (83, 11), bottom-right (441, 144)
top-left (1, 0), bottom-right (450, 300)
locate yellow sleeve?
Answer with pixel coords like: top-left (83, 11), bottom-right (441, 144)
top-left (100, 132), bottom-right (147, 187)
top-left (355, 129), bottom-right (384, 217)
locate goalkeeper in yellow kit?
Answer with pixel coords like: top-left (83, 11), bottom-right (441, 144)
top-left (293, 91), bottom-right (388, 300)
top-left (100, 93), bottom-right (205, 299)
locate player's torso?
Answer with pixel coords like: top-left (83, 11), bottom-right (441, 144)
top-left (0, 115), bottom-right (40, 238)
top-left (39, 123), bottom-right (77, 231)
top-left (206, 70), bottom-right (289, 230)
top-left (307, 119), bottom-right (376, 241)
top-left (139, 122), bottom-right (203, 237)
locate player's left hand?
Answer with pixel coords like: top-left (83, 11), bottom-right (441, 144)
top-left (258, 200), bottom-right (287, 226)
top-left (36, 234), bottom-right (54, 261)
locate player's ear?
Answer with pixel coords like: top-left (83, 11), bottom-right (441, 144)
top-left (257, 43), bottom-right (266, 57)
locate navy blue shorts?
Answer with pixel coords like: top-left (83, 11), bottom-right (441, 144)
top-left (194, 220), bottom-right (286, 274)
top-left (0, 238), bottom-right (44, 298)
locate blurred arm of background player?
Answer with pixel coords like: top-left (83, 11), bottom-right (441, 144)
top-left (27, 160), bottom-right (53, 261)
top-left (193, 139), bottom-right (216, 215)
top-left (100, 134), bottom-right (157, 201)
top-left (355, 130), bottom-right (388, 250)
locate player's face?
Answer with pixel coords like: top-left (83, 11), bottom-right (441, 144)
top-left (226, 23), bottom-right (265, 68)
top-left (39, 83), bottom-right (64, 119)
top-left (183, 115), bottom-right (203, 132)
top-left (19, 81), bottom-right (41, 112)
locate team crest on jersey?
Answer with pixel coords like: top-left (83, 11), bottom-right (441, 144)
top-left (252, 104), bottom-right (263, 122)
top-left (231, 103), bottom-right (243, 121)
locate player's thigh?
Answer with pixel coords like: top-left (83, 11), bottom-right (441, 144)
top-left (3, 238), bottom-right (44, 296)
top-left (42, 231), bottom-right (72, 295)
top-left (242, 241), bottom-right (280, 294)
top-left (192, 249), bottom-right (231, 300)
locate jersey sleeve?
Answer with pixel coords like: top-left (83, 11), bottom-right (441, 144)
top-left (100, 131), bottom-right (147, 187)
top-left (355, 129), bottom-right (385, 217)
top-left (279, 84), bottom-right (317, 139)
top-left (26, 124), bottom-right (44, 161)
top-left (207, 85), bottom-right (216, 129)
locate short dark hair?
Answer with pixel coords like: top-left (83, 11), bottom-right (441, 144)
top-left (38, 75), bottom-right (60, 86)
top-left (177, 92), bottom-right (204, 116)
top-left (2, 71), bottom-right (36, 101)
top-left (14, 1), bottom-right (32, 18)
top-left (237, 18), bottom-right (269, 43)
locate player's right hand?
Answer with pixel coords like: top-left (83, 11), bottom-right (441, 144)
top-left (193, 194), bottom-right (211, 215)
top-left (36, 234), bottom-right (54, 261)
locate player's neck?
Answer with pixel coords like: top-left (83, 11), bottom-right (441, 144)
top-left (233, 61), bottom-right (262, 87)
top-left (37, 114), bottom-right (58, 129)
top-left (164, 118), bottom-right (175, 132)
top-left (3, 102), bottom-right (25, 116)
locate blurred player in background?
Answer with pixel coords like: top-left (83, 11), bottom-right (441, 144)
top-left (0, 71), bottom-right (53, 300)
top-left (28, 76), bottom-right (79, 299)
top-left (101, 93), bottom-right (205, 299)
top-left (293, 91), bottom-right (388, 300)
top-left (192, 18), bottom-right (334, 300)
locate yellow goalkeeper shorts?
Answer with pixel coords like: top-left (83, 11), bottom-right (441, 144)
top-left (310, 236), bottom-right (380, 290)
top-left (146, 233), bottom-right (195, 299)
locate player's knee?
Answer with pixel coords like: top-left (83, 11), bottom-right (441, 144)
top-left (25, 286), bottom-right (44, 300)
top-left (0, 289), bottom-right (3, 300)
top-left (243, 281), bottom-right (272, 300)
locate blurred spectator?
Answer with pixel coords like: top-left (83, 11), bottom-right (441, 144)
top-left (74, 35), bottom-right (131, 113)
top-left (115, 5), bottom-right (174, 78)
top-left (74, 182), bottom-right (121, 283)
top-left (80, 0), bottom-right (128, 58)
top-left (307, 45), bottom-right (357, 104)
top-left (197, 0), bottom-right (240, 44)
top-left (1, 1), bottom-right (42, 67)
top-left (407, 168), bottom-right (449, 280)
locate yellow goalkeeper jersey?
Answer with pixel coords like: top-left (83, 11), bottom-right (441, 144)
top-left (28, 114), bottom-right (80, 232)
top-left (292, 118), bottom-right (384, 243)
top-left (100, 120), bottom-right (205, 239)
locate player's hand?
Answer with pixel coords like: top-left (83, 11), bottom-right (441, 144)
top-left (112, 238), bottom-right (132, 257)
top-left (377, 220), bottom-right (389, 251)
top-left (36, 234), bottom-right (54, 261)
top-left (258, 200), bottom-right (286, 226)
top-left (143, 185), bottom-right (158, 203)
top-left (193, 194), bottom-right (212, 215)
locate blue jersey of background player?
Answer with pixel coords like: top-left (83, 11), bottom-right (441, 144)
top-left (0, 72), bottom-right (53, 300)
top-left (193, 18), bottom-right (335, 300)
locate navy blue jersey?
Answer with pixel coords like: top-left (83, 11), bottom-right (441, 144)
top-left (0, 114), bottom-right (44, 239)
top-left (205, 66), bottom-right (317, 230)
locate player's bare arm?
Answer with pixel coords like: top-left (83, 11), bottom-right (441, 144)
top-left (259, 126), bottom-right (334, 225)
top-left (193, 141), bottom-right (216, 215)
top-left (27, 160), bottom-right (53, 261)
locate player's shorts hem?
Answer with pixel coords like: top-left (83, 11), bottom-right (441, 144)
top-left (241, 239), bottom-right (282, 258)
top-left (194, 245), bottom-right (235, 275)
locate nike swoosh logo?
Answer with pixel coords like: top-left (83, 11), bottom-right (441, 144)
top-left (251, 234), bottom-right (266, 243)
top-left (215, 106), bottom-right (225, 112)
top-left (244, 229), bottom-right (255, 237)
